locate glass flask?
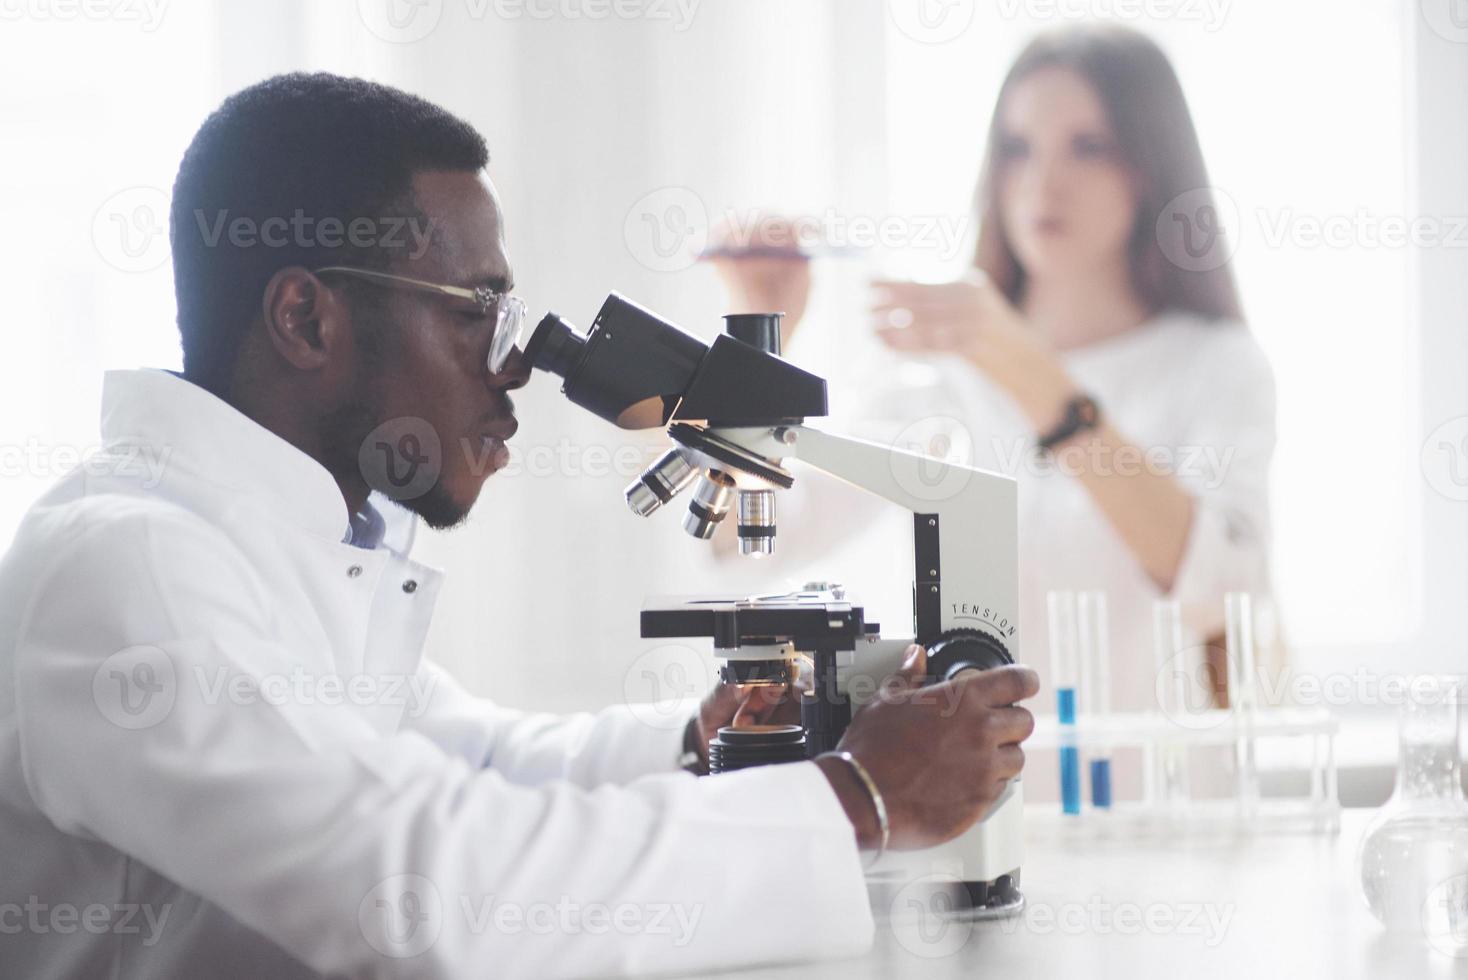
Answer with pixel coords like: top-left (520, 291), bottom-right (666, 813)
top-left (1357, 676), bottom-right (1468, 952)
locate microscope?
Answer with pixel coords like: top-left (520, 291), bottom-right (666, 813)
top-left (524, 293), bottom-right (1025, 917)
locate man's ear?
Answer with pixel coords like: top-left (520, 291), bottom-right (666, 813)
top-left (260, 266), bottom-right (347, 371)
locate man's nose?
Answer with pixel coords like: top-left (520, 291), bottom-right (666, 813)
top-left (488, 345), bottom-right (532, 391)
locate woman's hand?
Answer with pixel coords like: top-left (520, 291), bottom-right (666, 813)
top-left (870, 273), bottom-right (1079, 431)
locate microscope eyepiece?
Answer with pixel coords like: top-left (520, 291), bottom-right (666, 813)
top-left (523, 312), bottom-right (587, 380)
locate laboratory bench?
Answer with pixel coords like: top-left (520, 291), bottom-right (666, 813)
top-left (700, 807), bottom-right (1467, 979)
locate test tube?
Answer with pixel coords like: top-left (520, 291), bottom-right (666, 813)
top-left (1047, 591), bottom-right (1082, 815)
top-left (1151, 599), bottom-right (1191, 806)
top-left (1078, 591), bottom-right (1112, 810)
top-left (1224, 592), bottom-right (1260, 816)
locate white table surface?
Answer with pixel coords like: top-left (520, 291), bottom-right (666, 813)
top-left (699, 807), bottom-right (1468, 979)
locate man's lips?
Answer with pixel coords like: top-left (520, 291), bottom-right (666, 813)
top-left (480, 415), bottom-right (518, 440)
top-left (475, 414), bottom-right (518, 473)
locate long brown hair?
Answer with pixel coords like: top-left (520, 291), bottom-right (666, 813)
top-left (973, 25), bottom-right (1243, 322)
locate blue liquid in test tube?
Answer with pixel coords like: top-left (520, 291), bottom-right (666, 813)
top-left (1079, 591), bottom-right (1113, 811)
top-left (1057, 686), bottom-right (1081, 814)
top-left (1048, 591), bottom-right (1082, 816)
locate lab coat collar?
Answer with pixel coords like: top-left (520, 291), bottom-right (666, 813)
top-left (100, 368), bottom-right (418, 554)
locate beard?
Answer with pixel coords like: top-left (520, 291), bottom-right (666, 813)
top-left (320, 317), bottom-right (476, 534)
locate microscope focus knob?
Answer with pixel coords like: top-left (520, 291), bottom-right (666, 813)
top-left (924, 629), bottom-right (1014, 684)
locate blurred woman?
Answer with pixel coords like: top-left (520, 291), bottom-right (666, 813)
top-left (711, 24), bottom-right (1276, 796)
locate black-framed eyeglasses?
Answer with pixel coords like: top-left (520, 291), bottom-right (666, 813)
top-left (314, 266), bottom-right (527, 374)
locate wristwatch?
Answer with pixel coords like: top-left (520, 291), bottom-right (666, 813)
top-left (1037, 393), bottom-right (1101, 453)
top-left (679, 716), bottom-right (708, 775)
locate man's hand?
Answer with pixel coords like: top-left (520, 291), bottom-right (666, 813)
top-left (690, 676), bottom-right (805, 771)
top-left (814, 644), bottom-right (1039, 851)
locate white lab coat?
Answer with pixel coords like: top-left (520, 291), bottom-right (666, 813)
top-left (0, 368), bottom-right (872, 979)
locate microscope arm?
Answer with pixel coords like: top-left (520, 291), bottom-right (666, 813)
top-left (707, 424), bottom-right (1020, 658)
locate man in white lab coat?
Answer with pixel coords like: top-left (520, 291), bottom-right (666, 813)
top-left (0, 73), bottom-right (1038, 979)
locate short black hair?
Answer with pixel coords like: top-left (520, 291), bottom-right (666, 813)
top-left (170, 72), bottom-right (489, 395)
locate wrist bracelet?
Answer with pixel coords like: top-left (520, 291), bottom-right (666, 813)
top-left (832, 751), bottom-right (890, 867)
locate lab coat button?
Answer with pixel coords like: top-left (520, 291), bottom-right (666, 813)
top-left (402, 579), bottom-right (418, 594)
top-left (347, 565), bottom-right (363, 578)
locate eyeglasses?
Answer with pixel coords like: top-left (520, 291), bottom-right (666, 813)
top-left (313, 266), bottom-right (527, 375)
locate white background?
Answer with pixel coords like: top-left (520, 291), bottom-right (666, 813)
top-left (1, 1), bottom-right (1464, 779)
